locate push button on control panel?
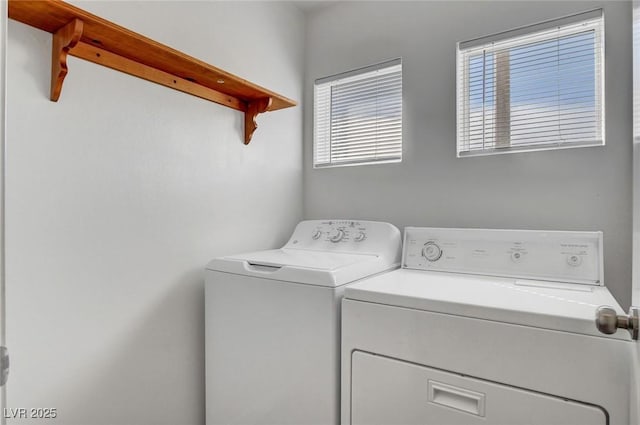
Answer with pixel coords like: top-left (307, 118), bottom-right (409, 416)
top-left (566, 254), bottom-right (582, 267)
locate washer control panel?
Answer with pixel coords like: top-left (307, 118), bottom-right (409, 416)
top-left (284, 220), bottom-right (402, 258)
top-left (403, 227), bottom-right (603, 285)
top-left (307, 221), bottom-right (369, 244)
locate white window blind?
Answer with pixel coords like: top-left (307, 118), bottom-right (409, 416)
top-left (314, 59), bottom-right (402, 168)
top-left (456, 9), bottom-right (604, 157)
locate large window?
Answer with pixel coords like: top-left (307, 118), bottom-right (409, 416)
top-left (457, 10), bottom-right (604, 157)
top-left (314, 59), bottom-right (402, 168)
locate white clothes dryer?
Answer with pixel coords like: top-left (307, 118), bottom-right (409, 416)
top-left (205, 220), bottom-right (401, 425)
top-left (342, 227), bottom-right (633, 425)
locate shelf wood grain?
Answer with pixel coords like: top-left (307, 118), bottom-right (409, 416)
top-left (9, 0), bottom-right (297, 144)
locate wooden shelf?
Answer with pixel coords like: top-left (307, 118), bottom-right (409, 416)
top-left (8, 0), bottom-right (297, 144)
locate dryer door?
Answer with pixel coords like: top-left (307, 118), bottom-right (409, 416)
top-left (350, 351), bottom-right (606, 425)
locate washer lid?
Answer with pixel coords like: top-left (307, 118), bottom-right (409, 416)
top-left (345, 269), bottom-right (630, 339)
top-left (206, 248), bottom-right (391, 287)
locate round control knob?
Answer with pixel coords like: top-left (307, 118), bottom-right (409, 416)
top-left (328, 229), bottom-right (344, 243)
top-left (567, 254), bottom-right (582, 267)
top-left (511, 251), bottom-right (523, 263)
top-left (422, 241), bottom-right (443, 262)
top-left (312, 230), bottom-right (322, 240)
top-left (354, 232), bottom-right (366, 242)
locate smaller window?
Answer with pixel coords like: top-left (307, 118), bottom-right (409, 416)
top-left (314, 59), bottom-right (402, 168)
top-left (456, 9), bottom-right (604, 157)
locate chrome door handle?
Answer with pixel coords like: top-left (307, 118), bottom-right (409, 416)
top-left (595, 306), bottom-right (639, 340)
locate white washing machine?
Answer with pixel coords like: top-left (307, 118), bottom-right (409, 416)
top-left (342, 227), bottom-right (633, 425)
top-left (205, 219), bottom-right (401, 425)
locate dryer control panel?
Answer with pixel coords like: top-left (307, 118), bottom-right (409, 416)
top-left (403, 227), bottom-right (602, 285)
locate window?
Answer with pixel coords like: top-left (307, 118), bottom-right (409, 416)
top-left (456, 9), bottom-right (604, 157)
top-left (314, 59), bottom-right (402, 168)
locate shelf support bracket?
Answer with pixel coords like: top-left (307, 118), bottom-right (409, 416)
top-left (244, 97), bottom-right (273, 145)
top-left (51, 18), bottom-right (84, 101)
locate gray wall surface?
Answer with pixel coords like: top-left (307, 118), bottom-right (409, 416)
top-left (303, 1), bottom-right (633, 307)
top-left (6, 1), bottom-right (304, 424)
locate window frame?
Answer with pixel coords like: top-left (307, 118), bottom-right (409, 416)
top-left (456, 9), bottom-right (605, 158)
top-left (313, 58), bottom-right (403, 169)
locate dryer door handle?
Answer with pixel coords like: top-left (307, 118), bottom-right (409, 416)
top-left (428, 380), bottom-right (486, 417)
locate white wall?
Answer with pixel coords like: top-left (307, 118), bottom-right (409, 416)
top-left (303, 1), bottom-right (633, 307)
top-left (633, 0), bottom-right (640, 308)
top-left (6, 1), bottom-right (304, 424)
top-left (0, 1), bottom-right (7, 423)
